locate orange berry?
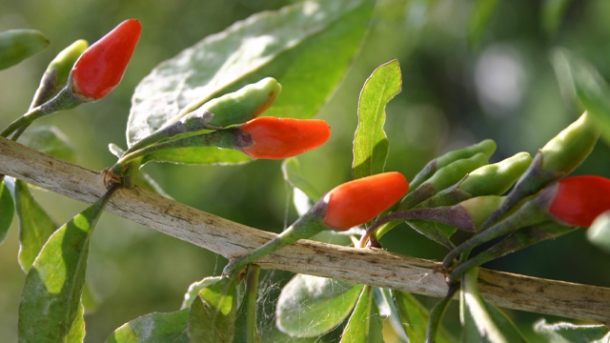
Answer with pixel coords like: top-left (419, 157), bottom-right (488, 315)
top-left (548, 175), bottom-right (610, 227)
top-left (323, 172), bottom-right (409, 231)
top-left (70, 19), bottom-right (141, 100)
top-left (240, 117), bottom-right (331, 159)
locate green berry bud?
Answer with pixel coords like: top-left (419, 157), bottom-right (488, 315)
top-left (181, 77), bottom-right (282, 129)
top-left (31, 40), bottom-right (89, 107)
top-left (458, 152), bottom-right (532, 196)
top-left (410, 139), bottom-right (496, 190)
top-left (46, 40), bottom-right (89, 91)
top-left (539, 111), bottom-right (600, 175)
top-left (457, 195), bottom-right (505, 232)
top-left (0, 29), bottom-right (49, 70)
top-left (400, 152), bottom-right (489, 209)
top-left (477, 112), bottom-right (601, 232)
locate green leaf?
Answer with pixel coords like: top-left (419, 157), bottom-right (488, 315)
top-left (588, 212), bottom-right (610, 253)
top-left (460, 268), bottom-right (527, 343)
top-left (542, 0), bottom-right (573, 34)
top-left (468, 0), bottom-right (500, 47)
top-left (339, 285), bottom-right (384, 343)
top-left (188, 277), bottom-right (238, 342)
top-left (0, 179), bottom-right (14, 244)
top-left (282, 157), bottom-right (322, 201)
top-left (18, 192), bottom-right (111, 343)
top-left (393, 290), bottom-right (455, 343)
top-left (551, 49), bottom-right (610, 145)
top-left (127, 0), bottom-right (375, 162)
top-left (181, 276), bottom-right (222, 309)
top-left (406, 220), bottom-right (456, 249)
top-left (19, 126), bottom-right (77, 163)
top-left (141, 145), bottom-right (252, 166)
top-left (276, 274), bottom-right (364, 337)
top-left (533, 319), bottom-right (610, 343)
top-left (0, 29), bottom-right (49, 70)
top-left (8, 179), bottom-right (58, 271)
top-left (352, 59), bottom-right (402, 179)
top-left (105, 309), bottom-right (189, 343)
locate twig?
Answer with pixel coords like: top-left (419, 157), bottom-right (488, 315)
top-left (0, 136), bottom-right (609, 324)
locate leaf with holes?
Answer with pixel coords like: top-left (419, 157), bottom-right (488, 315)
top-left (352, 59), bottom-right (401, 179)
top-left (277, 274), bottom-right (363, 337)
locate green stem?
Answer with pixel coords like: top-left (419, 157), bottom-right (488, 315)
top-left (243, 265), bottom-right (261, 342)
top-left (223, 210), bottom-right (327, 277)
top-left (1, 107), bottom-right (43, 138)
top-left (113, 128), bottom-right (249, 173)
top-left (442, 198), bottom-right (550, 267)
top-left (426, 283), bottom-right (459, 343)
top-left (359, 206), bottom-right (475, 248)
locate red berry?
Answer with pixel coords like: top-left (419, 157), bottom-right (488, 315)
top-left (240, 117), bottom-right (331, 159)
top-left (323, 172), bottom-right (409, 231)
top-left (70, 19), bottom-right (141, 100)
top-left (548, 175), bottom-right (610, 227)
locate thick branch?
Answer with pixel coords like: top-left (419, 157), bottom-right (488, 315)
top-left (1, 136), bottom-right (609, 324)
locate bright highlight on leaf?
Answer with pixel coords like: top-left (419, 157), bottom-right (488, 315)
top-left (353, 59), bottom-right (402, 179)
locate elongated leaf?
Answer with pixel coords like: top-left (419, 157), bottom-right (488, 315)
top-left (18, 192), bottom-right (111, 343)
top-left (468, 0), bottom-right (500, 46)
top-left (0, 29), bottom-right (49, 70)
top-left (9, 179), bottom-right (58, 271)
top-left (282, 157), bottom-right (322, 205)
top-left (188, 277), bottom-right (238, 342)
top-left (542, 0), bottom-right (573, 34)
top-left (393, 290), bottom-right (455, 343)
top-left (353, 59), bottom-right (402, 179)
top-left (339, 285), bottom-right (384, 343)
top-left (127, 0), bottom-right (375, 157)
top-left (105, 309), bottom-right (189, 343)
top-left (0, 179), bottom-right (14, 244)
top-left (277, 274), bottom-right (364, 337)
top-left (460, 268), bottom-right (527, 343)
top-left (533, 319), bottom-right (610, 343)
top-left (19, 126), bottom-right (77, 163)
top-left (551, 49), bottom-right (610, 145)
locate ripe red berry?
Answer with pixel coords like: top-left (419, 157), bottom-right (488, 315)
top-left (548, 175), bottom-right (610, 227)
top-left (323, 172), bottom-right (409, 231)
top-left (70, 19), bottom-right (141, 100)
top-left (239, 117), bottom-right (331, 159)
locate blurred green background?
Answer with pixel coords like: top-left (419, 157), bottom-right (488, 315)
top-left (1, 0), bottom-right (610, 341)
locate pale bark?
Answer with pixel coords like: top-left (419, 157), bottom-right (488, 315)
top-left (1, 136), bottom-right (609, 324)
